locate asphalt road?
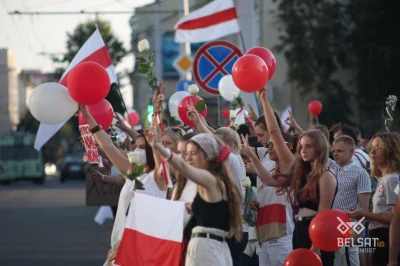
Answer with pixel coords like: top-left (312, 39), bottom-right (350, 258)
top-left (0, 176), bottom-right (112, 266)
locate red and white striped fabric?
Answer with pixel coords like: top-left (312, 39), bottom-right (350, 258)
top-left (34, 29), bottom-right (117, 150)
top-left (174, 0), bottom-right (240, 43)
top-left (114, 193), bottom-right (185, 266)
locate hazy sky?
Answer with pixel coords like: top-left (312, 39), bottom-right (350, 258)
top-left (0, 0), bottom-right (154, 108)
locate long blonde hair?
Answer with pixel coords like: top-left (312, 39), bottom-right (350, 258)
top-left (214, 127), bottom-right (241, 154)
top-left (369, 132), bottom-right (400, 177)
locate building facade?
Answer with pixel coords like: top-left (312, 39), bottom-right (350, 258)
top-left (0, 49), bottom-right (20, 135)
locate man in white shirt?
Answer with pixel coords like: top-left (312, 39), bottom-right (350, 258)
top-left (331, 123), bottom-right (371, 172)
top-left (331, 135), bottom-right (371, 266)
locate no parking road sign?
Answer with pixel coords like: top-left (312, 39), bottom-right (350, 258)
top-left (193, 41), bottom-right (243, 95)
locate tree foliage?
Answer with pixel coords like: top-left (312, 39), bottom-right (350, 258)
top-left (272, 0), bottom-right (400, 133)
top-left (53, 18), bottom-right (129, 114)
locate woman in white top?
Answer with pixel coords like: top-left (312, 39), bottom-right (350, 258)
top-left (349, 132), bottom-right (400, 266)
top-left (79, 106), bottom-right (168, 266)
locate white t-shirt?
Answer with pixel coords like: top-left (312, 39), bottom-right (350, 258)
top-left (352, 149), bottom-right (371, 170)
top-left (228, 153), bottom-right (248, 232)
top-left (172, 179), bottom-right (197, 225)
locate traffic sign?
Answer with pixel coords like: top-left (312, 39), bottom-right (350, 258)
top-left (173, 54), bottom-right (193, 77)
top-left (176, 79), bottom-right (193, 92)
top-left (193, 41), bottom-right (243, 95)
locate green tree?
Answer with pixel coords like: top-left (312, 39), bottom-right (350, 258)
top-left (53, 18), bottom-right (129, 114)
top-left (347, 0), bottom-right (400, 133)
top-left (272, 0), bottom-right (354, 128)
top-left (272, 0), bottom-right (400, 133)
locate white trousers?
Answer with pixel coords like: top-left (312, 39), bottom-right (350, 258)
top-left (185, 226), bottom-right (232, 266)
top-left (334, 246), bottom-right (360, 266)
top-left (258, 234), bottom-right (293, 266)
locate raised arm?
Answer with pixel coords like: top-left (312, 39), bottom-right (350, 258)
top-left (258, 87), bottom-right (294, 172)
top-left (241, 134), bottom-right (280, 187)
top-left (144, 127), bottom-right (217, 190)
top-left (80, 105), bottom-right (131, 174)
top-left (284, 110), bottom-right (304, 135)
top-left (186, 102), bottom-right (213, 134)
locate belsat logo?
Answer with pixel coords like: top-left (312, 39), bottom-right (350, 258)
top-left (336, 216), bottom-right (384, 253)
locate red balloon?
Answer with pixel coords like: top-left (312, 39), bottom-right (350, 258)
top-left (222, 108), bottom-right (230, 119)
top-left (246, 47), bottom-right (276, 80)
top-left (178, 95), bottom-right (207, 127)
top-left (309, 209), bottom-right (351, 252)
top-left (78, 99), bottom-right (114, 130)
top-left (284, 249), bottom-right (322, 266)
top-left (126, 110), bottom-right (140, 126)
top-left (67, 62), bottom-right (110, 105)
top-left (308, 100), bottom-right (323, 116)
top-left (232, 54), bottom-right (269, 93)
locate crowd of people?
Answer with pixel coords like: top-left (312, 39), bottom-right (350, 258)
top-left (81, 84), bottom-right (400, 266)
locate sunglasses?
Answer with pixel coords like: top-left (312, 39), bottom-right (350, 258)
top-left (166, 127), bottom-right (183, 136)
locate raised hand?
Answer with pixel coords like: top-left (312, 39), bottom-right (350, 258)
top-left (240, 134), bottom-right (253, 158)
top-left (144, 127), bottom-right (158, 147)
top-left (152, 82), bottom-right (166, 112)
top-left (248, 104), bottom-right (258, 121)
top-left (284, 110), bottom-right (299, 129)
top-left (186, 101), bottom-right (200, 124)
top-left (257, 87), bottom-right (268, 103)
top-left (114, 113), bottom-right (128, 130)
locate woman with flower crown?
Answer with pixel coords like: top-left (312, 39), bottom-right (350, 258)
top-left (79, 101), bottom-right (168, 266)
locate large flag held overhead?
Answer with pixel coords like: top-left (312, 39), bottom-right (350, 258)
top-left (114, 193), bottom-right (185, 266)
top-left (174, 0), bottom-right (240, 43)
top-left (34, 29), bottom-right (117, 151)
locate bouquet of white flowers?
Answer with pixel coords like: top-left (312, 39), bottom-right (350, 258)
top-left (125, 149), bottom-right (147, 190)
top-left (242, 176), bottom-right (259, 226)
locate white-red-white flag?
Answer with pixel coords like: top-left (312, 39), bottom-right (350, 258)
top-left (34, 29), bottom-right (117, 150)
top-left (174, 0), bottom-right (240, 43)
top-left (114, 193), bottom-right (184, 266)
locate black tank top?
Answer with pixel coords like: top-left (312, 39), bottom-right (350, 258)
top-left (191, 193), bottom-right (229, 232)
top-left (297, 169), bottom-right (338, 211)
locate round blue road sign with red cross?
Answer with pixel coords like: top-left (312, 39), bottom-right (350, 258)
top-left (193, 41), bottom-right (243, 95)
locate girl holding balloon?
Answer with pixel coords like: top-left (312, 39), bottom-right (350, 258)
top-left (242, 88), bottom-right (337, 265)
top-left (241, 87), bottom-right (296, 266)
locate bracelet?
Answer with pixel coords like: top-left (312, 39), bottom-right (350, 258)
top-left (90, 124), bottom-right (103, 134)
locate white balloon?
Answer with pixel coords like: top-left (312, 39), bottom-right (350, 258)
top-left (219, 75), bottom-right (241, 102)
top-left (29, 82), bottom-right (78, 124)
top-left (168, 91), bottom-right (190, 119)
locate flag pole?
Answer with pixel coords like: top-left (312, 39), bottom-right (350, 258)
top-left (114, 83), bottom-right (133, 128)
top-left (239, 30), bottom-right (247, 52)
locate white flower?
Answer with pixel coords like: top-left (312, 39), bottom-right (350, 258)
top-left (242, 176), bottom-right (251, 188)
top-left (128, 148), bottom-right (147, 166)
top-left (116, 133), bottom-right (126, 144)
top-left (229, 110), bottom-right (237, 119)
top-left (138, 39), bottom-right (150, 52)
top-left (232, 92), bottom-right (239, 99)
top-left (188, 84), bottom-right (200, 95)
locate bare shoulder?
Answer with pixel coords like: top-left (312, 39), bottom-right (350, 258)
top-left (320, 170), bottom-right (336, 183)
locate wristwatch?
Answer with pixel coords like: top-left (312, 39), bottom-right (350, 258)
top-left (90, 124), bottom-right (103, 134)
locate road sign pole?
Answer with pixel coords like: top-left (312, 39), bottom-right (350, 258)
top-left (217, 96), bottom-right (221, 126)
